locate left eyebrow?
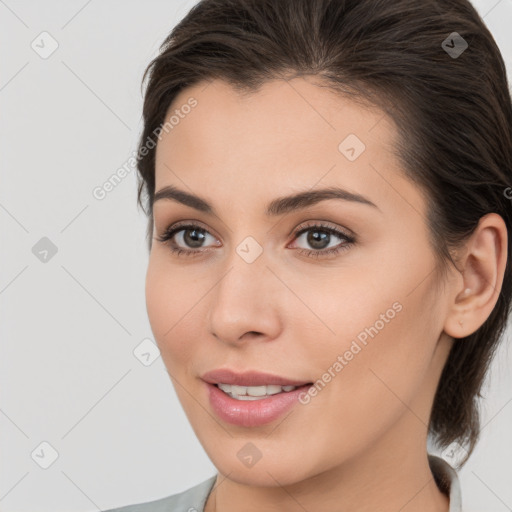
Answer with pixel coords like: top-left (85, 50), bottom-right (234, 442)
top-left (153, 184), bottom-right (381, 216)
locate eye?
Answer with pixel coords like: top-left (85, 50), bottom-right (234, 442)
top-left (155, 220), bottom-right (355, 259)
top-left (155, 221), bottom-right (220, 257)
top-left (289, 221), bottom-right (355, 258)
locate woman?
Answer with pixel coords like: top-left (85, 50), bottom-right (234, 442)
top-left (105, 0), bottom-right (512, 510)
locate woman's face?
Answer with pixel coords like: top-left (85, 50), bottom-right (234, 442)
top-left (146, 77), bottom-right (456, 486)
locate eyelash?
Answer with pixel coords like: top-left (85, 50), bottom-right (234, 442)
top-left (155, 221), bottom-right (355, 259)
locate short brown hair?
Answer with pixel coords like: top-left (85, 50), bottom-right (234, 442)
top-left (135, 0), bottom-right (512, 466)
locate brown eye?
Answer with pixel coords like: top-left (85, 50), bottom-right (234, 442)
top-left (291, 222), bottom-right (355, 258)
top-left (156, 223), bottom-right (221, 257)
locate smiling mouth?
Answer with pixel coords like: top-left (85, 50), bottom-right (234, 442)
top-left (214, 382), bottom-right (313, 400)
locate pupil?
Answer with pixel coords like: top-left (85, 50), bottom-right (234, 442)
top-left (184, 228), bottom-right (205, 248)
top-left (308, 230), bottom-right (329, 249)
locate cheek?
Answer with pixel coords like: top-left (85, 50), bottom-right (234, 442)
top-left (145, 255), bottom-right (204, 366)
top-left (292, 268), bottom-right (441, 443)
top-left (288, 246), bottom-right (439, 385)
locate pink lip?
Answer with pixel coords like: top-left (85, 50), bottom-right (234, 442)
top-left (201, 368), bottom-right (311, 387)
top-left (205, 381), bottom-right (313, 427)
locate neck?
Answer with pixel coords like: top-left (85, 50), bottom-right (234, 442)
top-left (204, 426), bottom-right (450, 512)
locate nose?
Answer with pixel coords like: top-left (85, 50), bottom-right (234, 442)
top-left (206, 247), bottom-right (283, 346)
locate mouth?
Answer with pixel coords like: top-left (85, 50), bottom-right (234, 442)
top-left (204, 380), bottom-right (314, 427)
top-left (201, 368), bottom-right (312, 388)
top-left (213, 382), bottom-right (313, 401)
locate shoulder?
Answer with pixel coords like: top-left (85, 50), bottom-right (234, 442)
top-left (102, 475), bottom-right (217, 512)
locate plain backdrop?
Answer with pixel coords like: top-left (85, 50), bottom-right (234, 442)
top-left (1, 1), bottom-right (511, 511)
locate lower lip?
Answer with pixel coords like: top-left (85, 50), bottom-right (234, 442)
top-left (205, 382), bottom-right (313, 427)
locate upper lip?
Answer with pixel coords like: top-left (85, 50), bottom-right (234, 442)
top-left (201, 368), bottom-right (312, 387)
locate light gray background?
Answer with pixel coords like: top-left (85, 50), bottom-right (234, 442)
top-left (1, 1), bottom-right (511, 511)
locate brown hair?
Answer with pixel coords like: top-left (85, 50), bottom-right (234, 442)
top-left (135, 0), bottom-right (512, 467)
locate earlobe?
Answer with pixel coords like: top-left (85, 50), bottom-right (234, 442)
top-left (443, 213), bottom-right (508, 340)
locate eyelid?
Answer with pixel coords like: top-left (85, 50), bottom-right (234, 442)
top-left (156, 218), bottom-right (356, 262)
top-left (292, 219), bottom-right (355, 238)
top-left (158, 218), bottom-right (353, 243)
top-left (288, 221), bottom-right (355, 254)
top-left (158, 219), bottom-right (220, 239)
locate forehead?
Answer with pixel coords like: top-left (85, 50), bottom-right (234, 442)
top-left (156, 76), bottom-right (392, 159)
top-left (153, 77), bottom-right (427, 221)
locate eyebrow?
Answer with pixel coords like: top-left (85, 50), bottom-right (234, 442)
top-left (153, 184), bottom-right (380, 216)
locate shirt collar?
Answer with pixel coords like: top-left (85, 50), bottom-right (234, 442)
top-left (428, 454), bottom-right (463, 511)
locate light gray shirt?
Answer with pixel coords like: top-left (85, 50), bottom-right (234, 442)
top-left (103, 454), bottom-right (462, 511)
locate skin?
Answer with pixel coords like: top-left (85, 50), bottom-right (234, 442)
top-left (145, 77), bottom-right (507, 512)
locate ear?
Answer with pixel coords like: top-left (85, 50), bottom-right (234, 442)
top-left (444, 213), bottom-right (508, 339)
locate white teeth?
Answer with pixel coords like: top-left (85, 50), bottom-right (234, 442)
top-left (217, 383), bottom-right (299, 400)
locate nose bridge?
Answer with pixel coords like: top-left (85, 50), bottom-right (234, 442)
top-left (214, 237), bottom-right (269, 309)
top-left (207, 236), bottom-right (282, 342)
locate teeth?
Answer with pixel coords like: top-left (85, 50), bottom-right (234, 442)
top-left (217, 383), bottom-right (299, 400)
